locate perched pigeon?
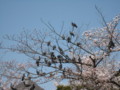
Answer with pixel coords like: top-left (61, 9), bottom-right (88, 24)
top-left (71, 22), bottom-right (77, 28)
top-left (108, 39), bottom-right (115, 49)
top-left (21, 73), bottom-right (25, 81)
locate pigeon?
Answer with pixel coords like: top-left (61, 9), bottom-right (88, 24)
top-left (36, 56), bottom-right (40, 66)
top-left (21, 73), bottom-right (25, 81)
top-left (108, 39), bottom-right (115, 49)
top-left (52, 45), bottom-right (56, 50)
top-left (71, 22), bottom-right (77, 28)
top-left (67, 37), bottom-right (71, 43)
top-left (47, 41), bottom-right (51, 46)
top-left (59, 64), bottom-right (62, 70)
top-left (70, 32), bottom-right (75, 37)
top-left (36, 70), bottom-right (40, 75)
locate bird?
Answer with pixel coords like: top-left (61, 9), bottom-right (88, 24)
top-left (52, 45), bottom-right (56, 50)
top-left (69, 31), bottom-right (75, 37)
top-left (76, 42), bottom-right (81, 46)
top-left (67, 37), bottom-right (71, 43)
top-left (58, 47), bottom-right (64, 55)
top-left (36, 59), bottom-right (40, 66)
top-left (108, 39), bottom-right (115, 49)
top-left (62, 68), bottom-right (66, 77)
top-left (30, 84), bottom-right (35, 90)
top-left (47, 61), bottom-right (51, 67)
top-left (44, 58), bottom-right (48, 64)
top-left (71, 22), bottom-right (77, 28)
top-left (47, 41), bottom-right (51, 46)
top-left (59, 64), bottom-right (62, 70)
top-left (36, 70), bottom-right (40, 75)
top-left (42, 52), bottom-right (46, 56)
top-left (36, 56), bottom-right (41, 66)
top-left (78, 57), bottom-right (81, 63)
top-left (21, 73), bottom-right (25, 81)
top-left (57, 55), bottom-right (63, 61)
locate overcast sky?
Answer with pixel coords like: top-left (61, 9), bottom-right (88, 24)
top-left (0, 0), bottom-right (120, 90)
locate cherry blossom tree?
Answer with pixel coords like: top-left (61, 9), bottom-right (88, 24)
top-left (1, 13), bottom-right (120, 89)
top-left (0, 60), bottom-right (35, 90)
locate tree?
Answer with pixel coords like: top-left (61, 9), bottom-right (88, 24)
top-left (1, 14), bottom-right (120, 89)
top-left (0, 60), bottom-right (35, 90)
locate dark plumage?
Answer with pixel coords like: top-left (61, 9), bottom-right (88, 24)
top-left (36, 56), bottom-right (40, 66)
top-left (62, 68), bottom-right (66, 77)
top-left (108, 40), bottom-right (115, 49)
top-left (70, 32), bottom-right (75, 37)
top-left (65, 55), bottom-right (70, 63)
top-left (36, 70), bottom-right (40, 75)
top-left (58, 47), bottom-right (63, 52)
top-left (50, 52), bottom-right (56, 63)
top-left (57, 55), bottom-right (63, 61)
top-left (59, 64), bottom-right (62, 70)
top-left (58, 47), bottom-right (64, 55)
top-left (52, 45), bottom-right (56, 50)
top-left (50, 52), bottom-right (55, 57)
top-left (44, 58), bottom-right (48, 64)
top-left (65, 55), bottom-right (69, 59)
top-left (21, 73), bottom-right (25, 81)
top-left (71, 22), bottom-right (77, 28)
top-left (36, 60), bottom-right (39, 66)
top-left (42, 52), bottom-right (46, 56)
top-left (76, 42), bottom-right (81, 46)
top-left (67, 37), bottom-right (71, 43)
top-left (47, 41), bottom-right (51, 46)
top-left (47, 61), bottom-right (51, 66)
top-left (78, 57), bottom-right (81, 63)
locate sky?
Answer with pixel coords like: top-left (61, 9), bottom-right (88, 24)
top-left (0, 0), bottom-right (120, 90)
